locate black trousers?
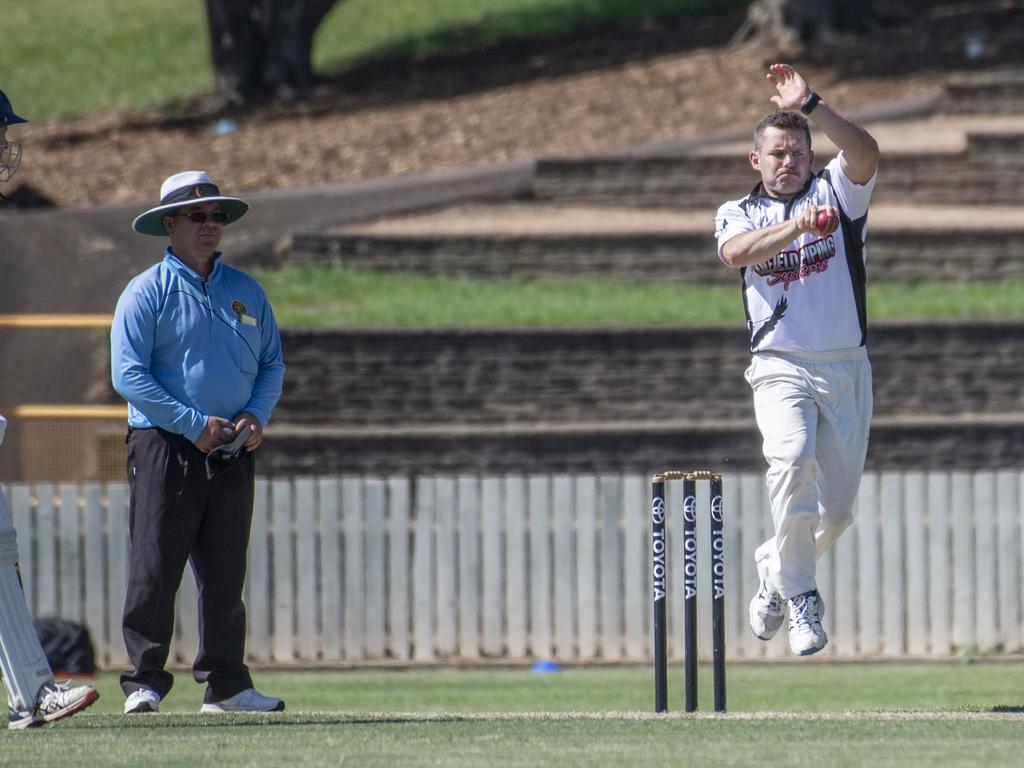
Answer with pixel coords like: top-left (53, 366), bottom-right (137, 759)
top-left (120, 427), bottom-right (255, 703)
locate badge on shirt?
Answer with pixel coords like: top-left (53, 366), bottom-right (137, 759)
top-left (231, 300), bottom-right (257, 326)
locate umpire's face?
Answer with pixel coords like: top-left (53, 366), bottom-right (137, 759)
top-left (163, 200), bottom-right (225, 265)
top-left (749, 127), bottom-right (813, 201)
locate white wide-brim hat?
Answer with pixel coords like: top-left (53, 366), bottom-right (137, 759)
top-left (132, 170), bottom-right (249, 236)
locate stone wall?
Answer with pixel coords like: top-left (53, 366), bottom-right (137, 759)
top-left (258, 320), bottom-right (1024, 475)
top-left (532, 135), bottom-right (1024, 207)
top-left (276, 321), bottom-right (1024, 427)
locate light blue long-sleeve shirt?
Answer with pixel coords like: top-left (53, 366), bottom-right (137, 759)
top-left (110, 249), bottom-right (285, 443)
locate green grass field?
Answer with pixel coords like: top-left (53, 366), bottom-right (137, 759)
top-left (3, 0), bottom-right (745, 120)
top-left (6, 665), bottom-right (1024, 767)
top-left (254, 267), bottom-right (1024, 326)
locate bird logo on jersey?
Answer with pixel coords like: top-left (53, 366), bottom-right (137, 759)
top-left (750, 296), bottom-right (788, 351)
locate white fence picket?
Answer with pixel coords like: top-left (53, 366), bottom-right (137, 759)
top-left (997, 471), bottom-right (1020, 652)
top-left (575, 476), bottom-right (597, 660)
top-left (13, 469), bottom-right (1024, 666)
top-left (622, 474), bottom-right (646, 660)
top-left (388, 477), bottom-right (411, 660)
top-left (880, 472), bottom-right (904, 656)
top-left (927, 471), bottom-right (952, 656)
top-left (737, 473), bottom-right (764, 659)
top-left (857, 474), bottom-right (881, 655)
top-left (35, 484), bottom-right (57, 618)
top-left (295, 477), bottom-right (318, 660)
top-left (903, 472), bottom-right (928, 657)
top-left (317, 477), bottom-right (341, 661)
top-left (456, 476), bottom-right (479, 659)
top-left (552, 475), bottom-right (575, 658)
top-left (973, 472), bottom-right (999, 652)
top-left (599, 476), bottom-right (622, 660)
top-left (343, 477), bottom-right (365, 660)
top-left (528, 476), bottom-right (553, 659)
top-left (412, 477), bottom-right (435, 661)
top-left (505, 476), bottom-right (528, 659)
top-left (246, 478), bottom-right (270, 661)
top-left (106, 483), bottom-right (130, 667)
top-left (481, 477), bottom-right (503, 657)
top-left (951, 471), bottom-right (975, 652)
top-left (271, 478), bottom-right (295, 662)
top-left (82, 485), bottom-right (106, 661)
top-left (435, 477), bottom-right (457, 657)
top-left (832, 498), bottom-right (857, 657)
top-left (58, 485), bottom-right (81, 622)
top-left (364, 478), bottom-right (387, 658)
top-left (722, 473), bottom-right (746, 660)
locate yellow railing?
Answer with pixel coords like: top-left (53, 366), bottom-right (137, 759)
top-left (2, 315), bottom-right (123, 482)
top-left (0, 314), bottom-right (113, 329)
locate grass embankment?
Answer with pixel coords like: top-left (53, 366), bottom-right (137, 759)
top-left (3, 0), bottom-right (747, 120)
top-left (255, 267), bottom-right (1024, 326)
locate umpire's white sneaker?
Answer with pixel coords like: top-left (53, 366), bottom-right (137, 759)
top-left (124, 687), bottom-right (161, 714)
top-left (200, 688), bottom-right (285, 713)
top-left (9, 681), bottom-right (100, 728)
top-left (788, 589), bottom-right (827, 656)
top-left (749, 579), bottom-right (786, 640)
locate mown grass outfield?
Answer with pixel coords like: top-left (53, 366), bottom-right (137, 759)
top-left (254, 268), bottom-right (1024, 326)
top-left (6, 664), bottom-right (1024, 767)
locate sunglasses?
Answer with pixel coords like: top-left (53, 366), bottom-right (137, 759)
top-left (174, 210), bottom-right (229, 224)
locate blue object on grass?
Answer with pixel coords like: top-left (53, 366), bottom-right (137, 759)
top-left (209, 119), bottom-right (237, 135)
top-left (531, 660), bottom-right (561, 673)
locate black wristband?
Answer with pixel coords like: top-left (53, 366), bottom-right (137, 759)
top-left (800, 92), bottom-right (821, 115)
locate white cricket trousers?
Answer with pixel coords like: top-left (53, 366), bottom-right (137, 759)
top-left (745, 347), bottom-right (873, 599)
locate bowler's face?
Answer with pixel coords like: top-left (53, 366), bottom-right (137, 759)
top-left (749, 127), bottom-right (813, 200)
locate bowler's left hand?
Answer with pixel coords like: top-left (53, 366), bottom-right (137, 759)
top-left (767, 63), bottom-right (810, 111)
top-left (233, 412), bottom-right (264, 451)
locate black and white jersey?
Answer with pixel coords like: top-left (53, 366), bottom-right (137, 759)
top-left (715, 154), bottom-right (877, 354)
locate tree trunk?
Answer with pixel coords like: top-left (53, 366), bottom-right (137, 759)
top-left (733, 0), bottom-right (876, 51)
top-left (205, 0), bottom-right (341, 107)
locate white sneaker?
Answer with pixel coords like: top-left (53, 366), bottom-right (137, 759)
top-left (788, 589), bottom-right (828, 656)
top-left (749, 579), bottom-right (786, 640)
top-left (124, 687), bottom-right (161, 714)
top-left (9, 681), bottom-right (100, 728)
top-left (200, 687), bottom-right (284, 713)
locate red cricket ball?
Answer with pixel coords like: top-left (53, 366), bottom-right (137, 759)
top-left (816, 209), bottom-right (837, 233)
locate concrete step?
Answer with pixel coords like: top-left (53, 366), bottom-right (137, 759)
top-left (942, 68), bottom-right (1024, 115)
top-left (532, 132), bottom-right (1024, 207)
top-left (283, 203), bottom-right (1024, 283)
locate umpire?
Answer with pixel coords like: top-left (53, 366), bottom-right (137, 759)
top-left (111, 171), bottom-right (286, 714)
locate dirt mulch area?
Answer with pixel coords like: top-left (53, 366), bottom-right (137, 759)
top-left (7, 2), bottom-right (1024, 210)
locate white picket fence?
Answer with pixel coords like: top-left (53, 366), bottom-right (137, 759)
top-left (6, 470), bottom-right (1024, 668)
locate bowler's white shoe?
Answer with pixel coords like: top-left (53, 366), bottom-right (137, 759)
top-left (749, 579), bottom-right (786, 640)
top-left (789, 590), bottom-right (827, 656)
top-left (200, 688), bottom-right (285, 713)
top-left (9, 681), bottom-right (100, 728)
top-left (124, 687), bottom-right (161, 714)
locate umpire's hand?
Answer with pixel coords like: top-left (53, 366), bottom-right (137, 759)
top-left (233, 412), bottom-right (264, 451)
top-left (195, 415), bottom-right (236, 453)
